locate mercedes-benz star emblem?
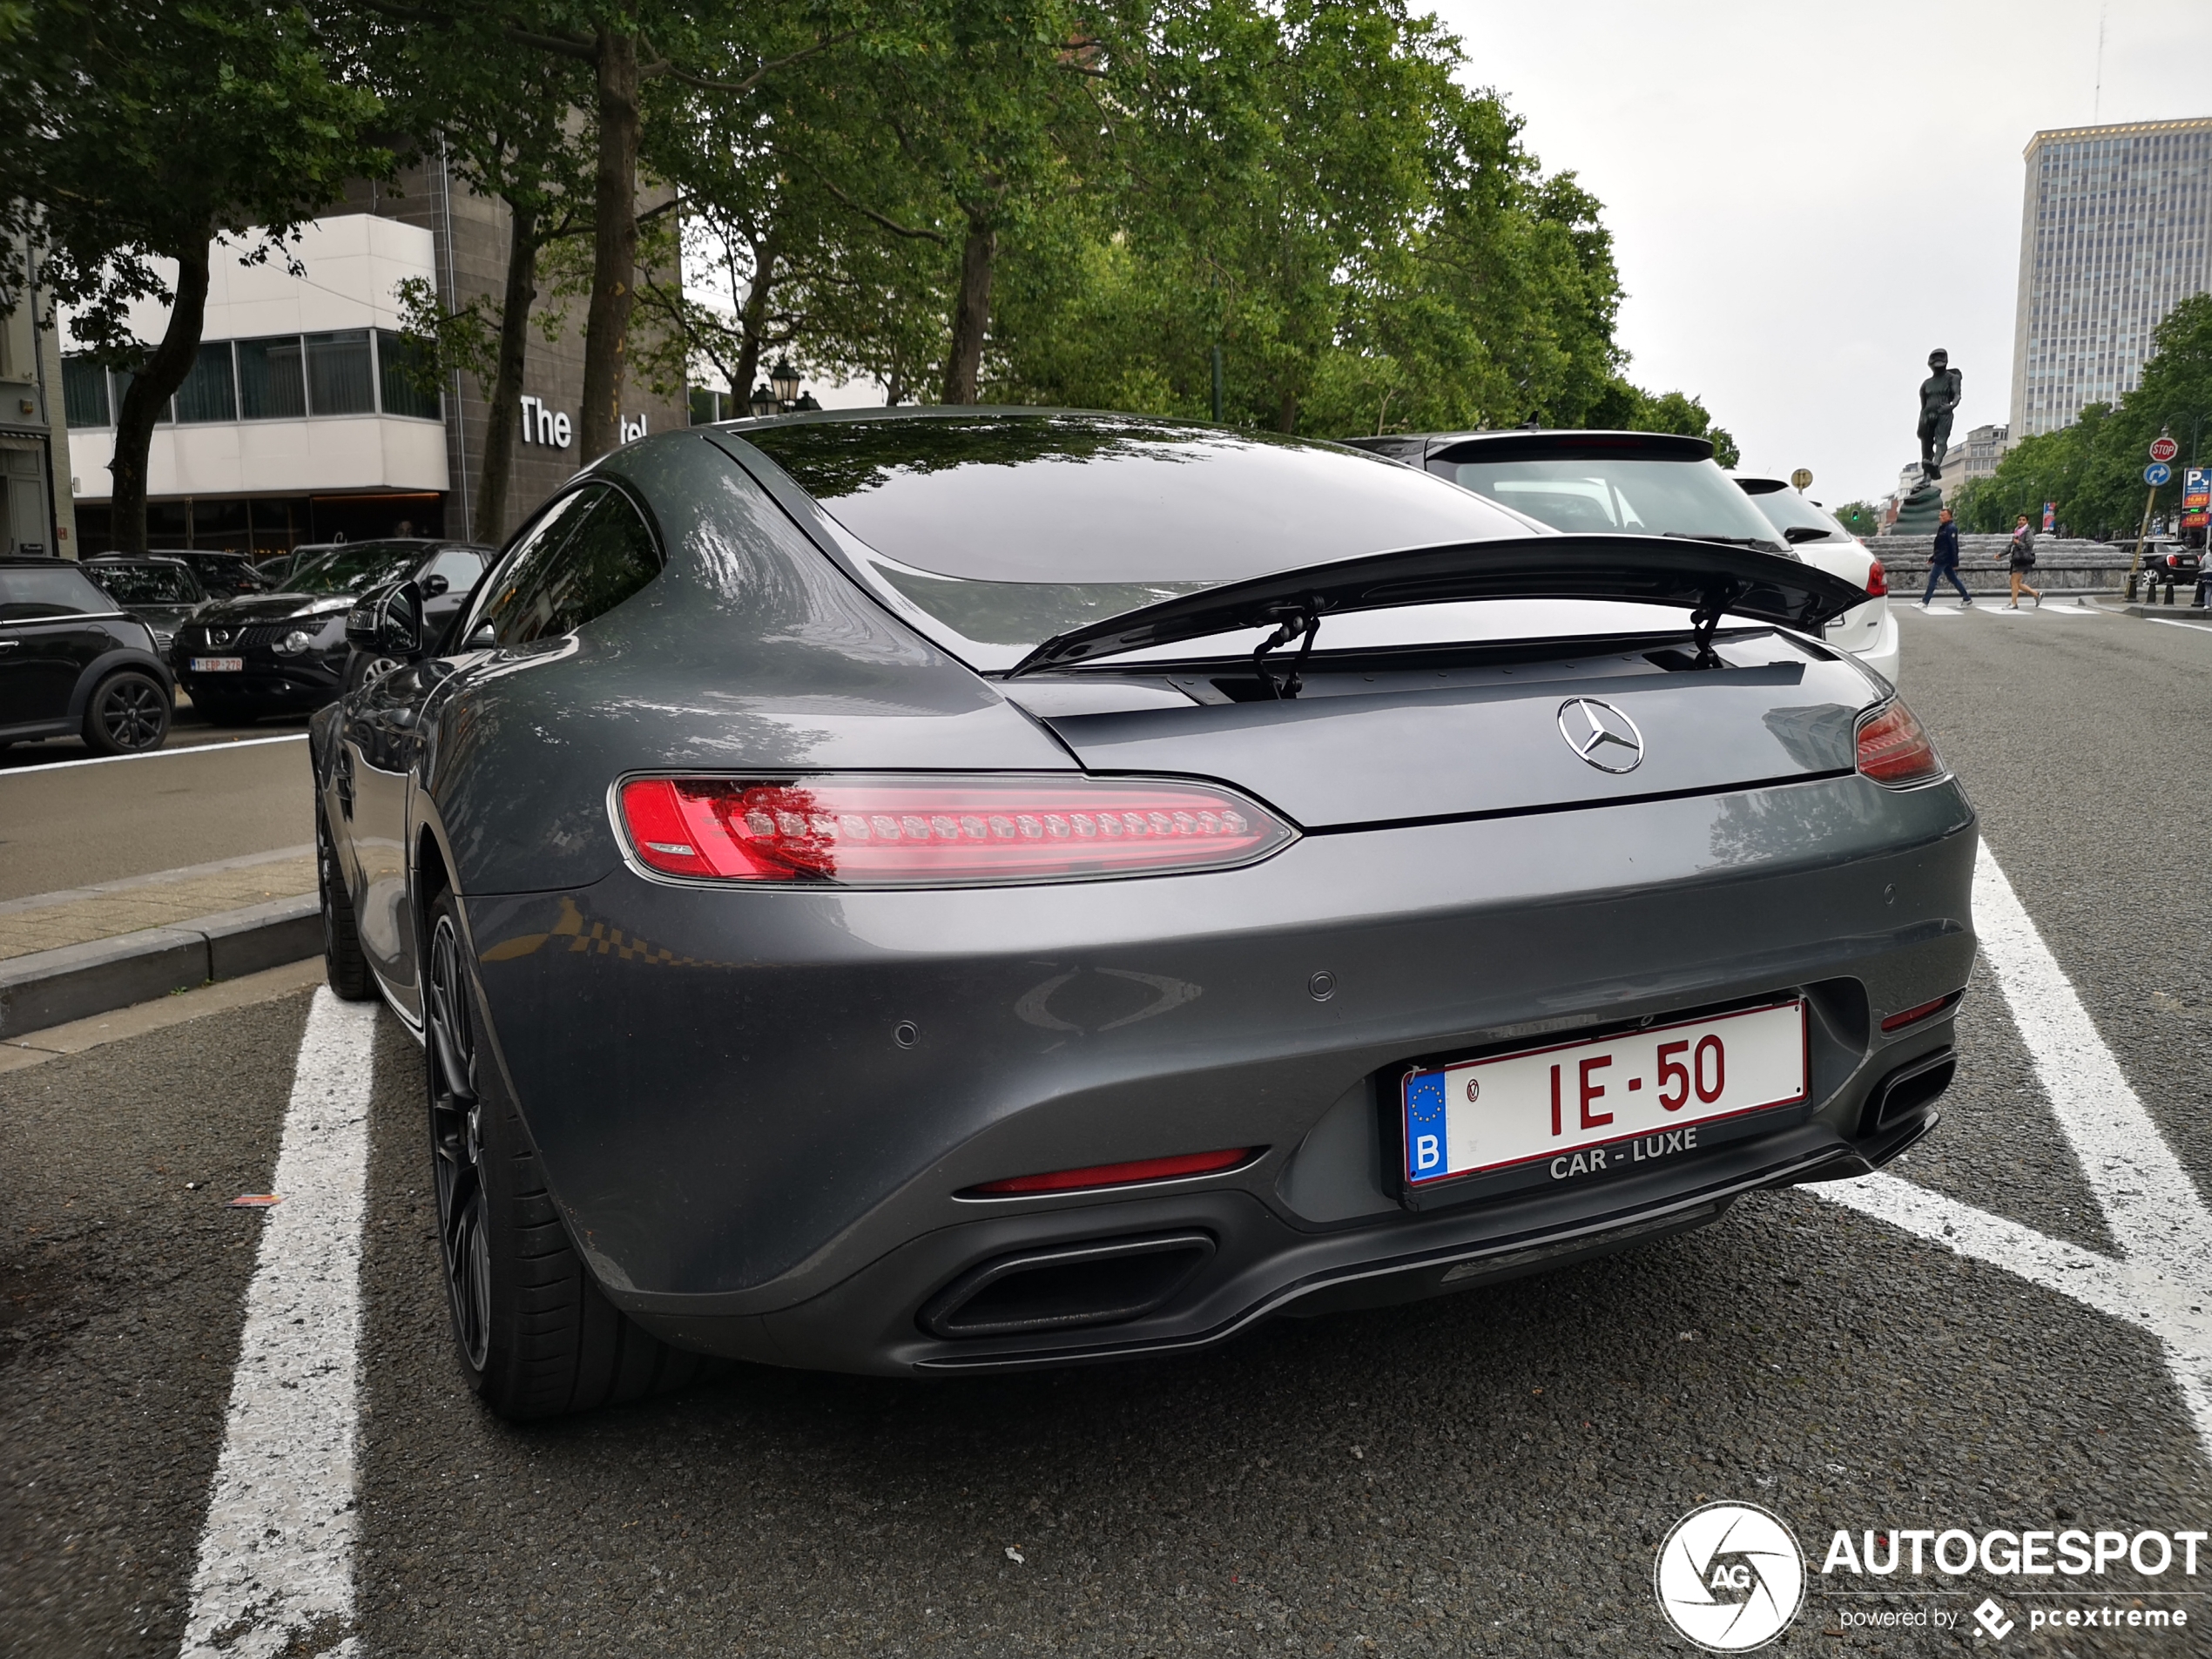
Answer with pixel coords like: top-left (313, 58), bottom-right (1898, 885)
top-left (1557, 698), bottom-right (1644, 773)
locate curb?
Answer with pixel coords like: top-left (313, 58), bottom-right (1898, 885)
top-left (0, 894), bottom-right (320, 1038)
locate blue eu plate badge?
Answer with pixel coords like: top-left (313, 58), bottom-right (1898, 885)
top-left (1404, 1069), bottom-right (1449, 1178)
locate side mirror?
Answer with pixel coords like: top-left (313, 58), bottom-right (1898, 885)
top-left (348, 581), bottom-right (426, 657)
top-left (421, 572), bottom-right (450, 598)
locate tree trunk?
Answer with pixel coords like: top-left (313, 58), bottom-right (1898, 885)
top-left (580, 24), bottom-right (640, 460)
top-left (476, 201), bottom-right (540, 543)
top-left (108, 243), bottom-right (212, 552)
top-left (939, 212), bottom-right (995, 405)
top-left (732, 225), bottom-right (784, 404)
top-left (1276, 386), bottom-right (1298, 434)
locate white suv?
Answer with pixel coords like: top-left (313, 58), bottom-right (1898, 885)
top-left (1734, 479), bottom-right (1897, 685)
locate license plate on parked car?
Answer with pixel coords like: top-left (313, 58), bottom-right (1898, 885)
top-left (1402, 999), bottom-right (1809, 1185)
top-left (189, 657), bottom-right (244, 672)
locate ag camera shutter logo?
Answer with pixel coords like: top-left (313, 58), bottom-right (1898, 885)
top-left (1655, 1501), bottom-right (1806, 1651)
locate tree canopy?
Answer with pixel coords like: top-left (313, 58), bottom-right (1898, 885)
top-left (1957, 293), bottom-right (2212, 539)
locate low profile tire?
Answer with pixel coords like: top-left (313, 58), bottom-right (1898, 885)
top-left (192, 692), bottom-right (257, 727)
top-left (316, 808), bottom-right (377, 1002)
top-left (81, 671), bottom-right (171, 755)
top-left (422, 889), bottom-right (703, 1420)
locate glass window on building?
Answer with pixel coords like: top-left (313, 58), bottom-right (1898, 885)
top-left (62, 358), bottom-right (111, 428)
top-left (305, 329), bottom-right (375, 415)
top-left (174, 341), bottom-right (238, 423)
top-left (239, 336), bottom-right (307, 419)
top-left (110, 367), bottom-right (173, 424)
top-left (374, 330), bottom-right (442, 421)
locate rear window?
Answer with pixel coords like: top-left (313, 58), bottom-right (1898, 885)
top-left (1742, 485), bottom-right (1849, 543)
top-left (0, 564), bottom-right (113, 620)
top-left (286, 542), bottom-right (424, 595)
top-left (742, 415), bottom-right (1533, 661)
top-left (1438, 455), bottom-right (1785, 549)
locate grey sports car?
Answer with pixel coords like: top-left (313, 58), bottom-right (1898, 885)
top-left (314, 409), bottom-right (1974, 1420)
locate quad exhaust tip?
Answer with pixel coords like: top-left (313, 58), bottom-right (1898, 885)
top-left (919, 1231), bottom-right (1217, 1340)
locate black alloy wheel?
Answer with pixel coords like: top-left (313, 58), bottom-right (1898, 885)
top-left (426, 901), bottom-right (492, 1377)
top-left (83, 671), bottom-right (170, 755)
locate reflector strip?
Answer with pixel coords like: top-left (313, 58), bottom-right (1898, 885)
top-left (1880, 993), bottom-right (1959, 1033)
top-left (617, 775), bottom-right (1293, 885)
top-left (967, 1148), bottom-right (1258, 1195)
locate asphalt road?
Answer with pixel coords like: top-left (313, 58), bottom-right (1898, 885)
top-left (0, 696), bottom-right (317, 773)
top-left (5, 599), bottom-right (2211, 1657)
top-left (0, 734), bottom-right (313, 899)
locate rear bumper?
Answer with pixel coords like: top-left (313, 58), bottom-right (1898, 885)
top-left (462, 770), bottom-right (1977, 1374)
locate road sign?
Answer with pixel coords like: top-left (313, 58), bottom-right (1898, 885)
top-left (2185, 513), bottom-right (2210, 529)
top-left (2149, 435), bottom-right (2179, 462)
top-left (2185, 469), bottom-right (2209, 511)
top-left (1789, 468), bottom-right (1812, 491)
top-left (2145, 462), bottom-right (2172, 487)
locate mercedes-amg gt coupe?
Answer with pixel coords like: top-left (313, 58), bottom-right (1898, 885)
top-left (314, 409), bottom-right (1974, 1420)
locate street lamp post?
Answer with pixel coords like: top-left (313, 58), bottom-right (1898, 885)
top-left (747, 383), bottom-right (777, 419)
top-left (770, 358), bottom-right (801, 408)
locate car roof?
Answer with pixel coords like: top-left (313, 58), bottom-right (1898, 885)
top-left (1351, 428), bottom-right (1716, 466)
top-left (87, 553), bottom-right (193, 566)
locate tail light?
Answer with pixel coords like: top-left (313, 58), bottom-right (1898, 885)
top-left (1855, 701), bottom-right (1943, 788)
top-left (966, 1147), bottom-right (1259, 1196)
top-left (1865, 556), bottom-right (1887, 597)
top-left (617, 774), bottom-right (1295, 886)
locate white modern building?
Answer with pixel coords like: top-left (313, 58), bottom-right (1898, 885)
top-left (63, 159), bottom-right (684, 555)
top-left (2009, 115), bottom-right (2212, 438)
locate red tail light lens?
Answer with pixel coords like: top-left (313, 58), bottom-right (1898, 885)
top-left (617, 774), bottom-right (1295, 885)
top-left (1855, 701), bottom-right (1943, 788)
top-left (967, 1147), bottom-right (1258, 1196)
top-left (1880, 992), bottom-right (1960, 1033)
top-left (1865, 556), bottom-right (1887, 597)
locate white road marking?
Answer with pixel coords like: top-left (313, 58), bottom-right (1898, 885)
top-left (0, 732), bottom-right (307, 777)
top-left (178, 988), bottom-right (381, 1658)
top-left (1817, 840), bottom-right (2212, 1457)
top-left (2142, 614), bottom-right (2212, 633)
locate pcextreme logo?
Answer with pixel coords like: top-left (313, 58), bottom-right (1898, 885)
top-left (1654, 1501), bottom-right (1807, 1651)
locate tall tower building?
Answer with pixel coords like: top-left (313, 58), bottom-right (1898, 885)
top-left (2010, 115), bottom-right (2212, 439)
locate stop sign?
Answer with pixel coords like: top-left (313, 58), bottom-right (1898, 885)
top-left (2150, 435), bottom-right (2180, 462)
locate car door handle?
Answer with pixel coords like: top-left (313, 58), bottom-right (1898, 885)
top-left (0, 639), bottom-right (18, 651)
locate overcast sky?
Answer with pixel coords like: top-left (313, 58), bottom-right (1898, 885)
top-left (1428, 0), bottom-right (2212, 504)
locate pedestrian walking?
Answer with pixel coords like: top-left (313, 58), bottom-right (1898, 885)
top-left (2006, 514), bottom-right (2041, 608)
top-left (1921, 508), bottom-right (1972, 606)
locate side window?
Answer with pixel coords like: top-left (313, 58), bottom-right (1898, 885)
top-left (426, 547), bottom-right (485, 592)
top-left (0, 567), bottom-right (111, 620)
top-left (477, 486), bottom-right (663, 648)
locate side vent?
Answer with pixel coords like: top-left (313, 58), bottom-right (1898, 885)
top-left (918, 1231), bottom-right (1215, 1340)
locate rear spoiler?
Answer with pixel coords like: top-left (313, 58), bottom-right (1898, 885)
top-left (1006, 533), bottom-right (1870, 678)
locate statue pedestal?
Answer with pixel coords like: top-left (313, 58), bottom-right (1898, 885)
top-left (1891, 482), bottom-right (1944, 537)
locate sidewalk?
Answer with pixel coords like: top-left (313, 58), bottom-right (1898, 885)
top-left (0, 846), bottom-right (321, 1036)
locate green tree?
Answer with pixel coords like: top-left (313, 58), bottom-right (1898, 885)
top-left (1834, 501), bottom-right (1883, 537)
top-left (0, 1), bottom-right (385, 550)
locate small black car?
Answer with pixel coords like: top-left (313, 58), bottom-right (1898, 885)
top-left (83, 555), bottom-right (208, 659)
top-left (174, 538), bottom-right (489, 724)
top-left (0, 556), bottom-right (174, 755)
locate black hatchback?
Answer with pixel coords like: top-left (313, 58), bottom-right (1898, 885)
top-left (0, 557), bottom-right (175, 755)
top-left (173, 538), bottom-right (489, 724)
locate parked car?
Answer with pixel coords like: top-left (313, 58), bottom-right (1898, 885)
top-left (82, 554), bottom-right (208, 660)
top-left (315, 409), bottom-right (1973, 1419)
top-left (160, 549), bottom-right (271, 598)
top-left (174, 538), bottom-right (489, 725)
top-left (1733, 478), bottom-right (1898, 683)
top-left (0, 556), bottom-right (173, 755)
top-left (1340, 430), bottom-right (1898, 685)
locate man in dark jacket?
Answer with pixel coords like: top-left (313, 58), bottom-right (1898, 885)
top-left (1921, 508), bottom-right (1972, 606)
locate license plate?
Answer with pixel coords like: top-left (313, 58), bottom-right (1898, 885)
top-left (190, 657), bottom-right (244, 672)
top-left (1402, 999), bottom-right (1809, 1185)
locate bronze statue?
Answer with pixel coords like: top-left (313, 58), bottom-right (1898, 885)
top-left (1918, 349), bottom-right (1962, 484)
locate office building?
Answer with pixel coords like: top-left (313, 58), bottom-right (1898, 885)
top-left (1939, 422), bottom-right (2010, 501)
top-left (63, 160), bottom-right (684, 556)
top-left (2010, 115), bottom-right (2212, 438)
